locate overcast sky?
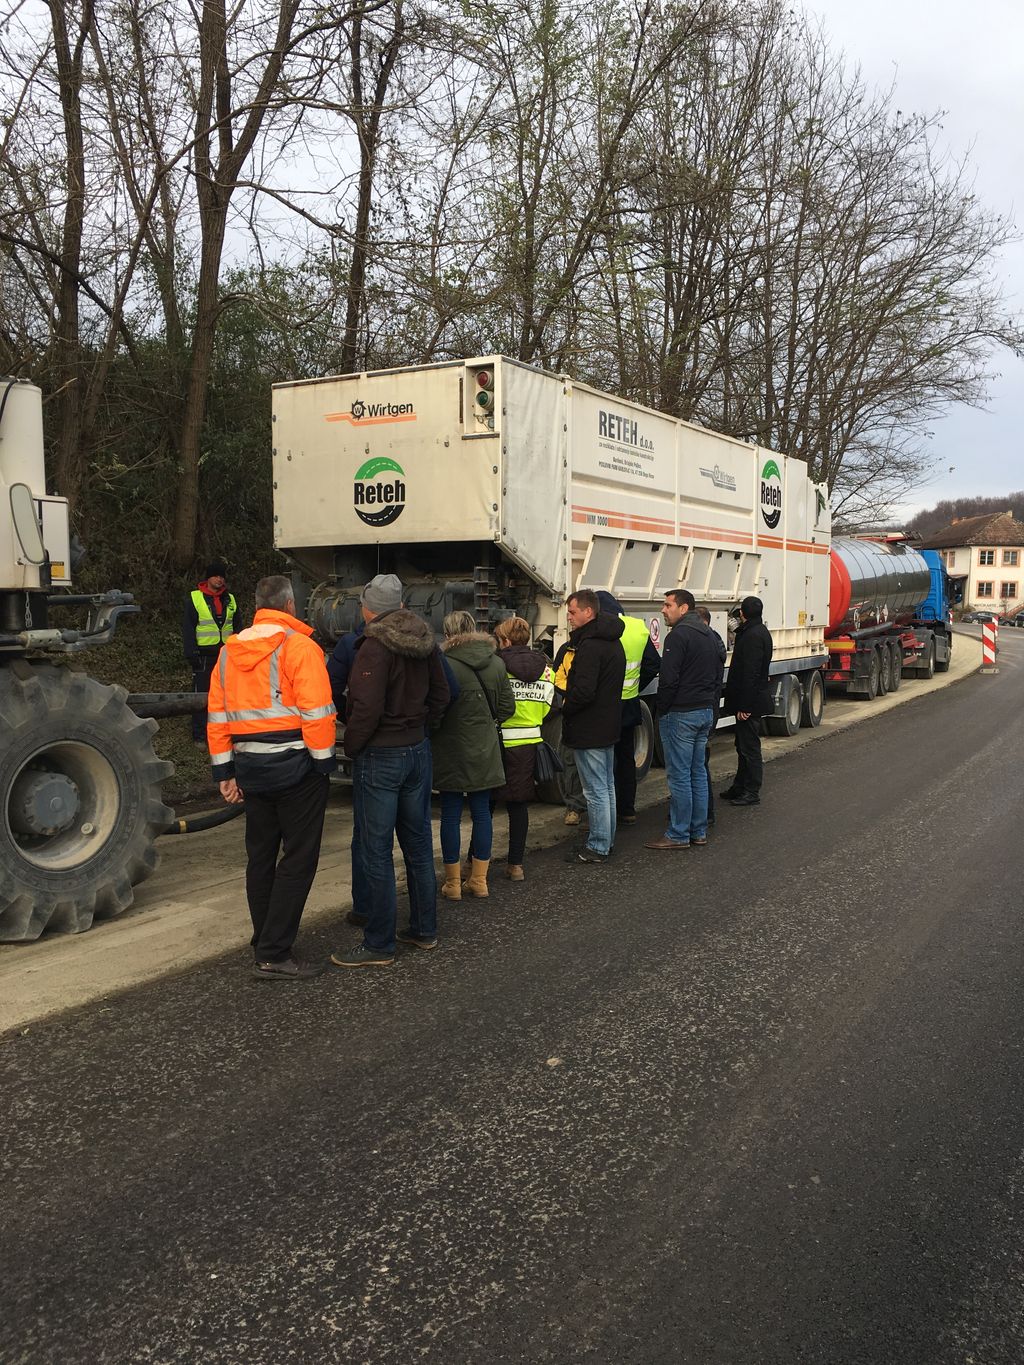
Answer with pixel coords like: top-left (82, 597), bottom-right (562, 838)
top-left (805, 0), bottom-right (1023, 515)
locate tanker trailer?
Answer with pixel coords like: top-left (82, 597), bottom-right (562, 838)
top-left (824, 537), bottom-right (952, 699)
top-left (0, 379), bottom-right (173, 941)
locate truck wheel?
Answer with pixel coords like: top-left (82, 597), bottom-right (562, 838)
top-left (634, 701), bottom-right (655, 783)
top-left (0, 667), bottom-right (173, 942)
top-left (876, 645), bottom-right (891, 696)
top-left (862, 649), bottom-right (880, 701)
top-left (765, 674), bottom-right (801, 737)
top-left (887, 640), bottom-right (903, 691)
top-left (799, 670), bottom-right (825, 728)
top-left (917, 640), bottom-right (936, 680)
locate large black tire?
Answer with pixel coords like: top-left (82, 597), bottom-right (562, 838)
top-left (887, 640), bottom-right (903, 691)
top-left (876, 644), bottom-right (891, 696)
top-left (764, 674), bottom-right (801, 737)
top-left (634, 700), bottom-right (656, 783)
top-left (0, 666), bottom-right (173, 941)
top-left (799, 669), bottom-right (825, 728)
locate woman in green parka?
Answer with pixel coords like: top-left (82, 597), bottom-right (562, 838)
top-left (432, 610), bottom-right (515, 900)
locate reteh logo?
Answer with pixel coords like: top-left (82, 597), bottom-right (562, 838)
top-left (354, 456), bottom-right (406, 527)
top-left (760, 458), bottom-right (782, 530)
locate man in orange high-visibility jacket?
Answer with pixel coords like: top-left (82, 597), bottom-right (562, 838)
top-left (208, 574), bottom-right (337, 981)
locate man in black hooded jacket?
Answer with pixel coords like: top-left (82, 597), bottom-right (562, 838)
top-left (561, 589), bottom-right (626, 863)
top-left (722, 595), bottom-right (774, 806)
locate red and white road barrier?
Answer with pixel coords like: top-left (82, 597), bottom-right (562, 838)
top-left (982, 620), bottom-right (998, 669)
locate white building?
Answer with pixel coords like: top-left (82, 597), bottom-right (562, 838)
top-left (920, 511), bottom-right (1024, 614)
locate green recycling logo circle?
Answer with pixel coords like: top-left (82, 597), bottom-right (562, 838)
top-left (354, 456), bottom-right (406, 527)
top-left (760, 458), bottom-right (782, 530)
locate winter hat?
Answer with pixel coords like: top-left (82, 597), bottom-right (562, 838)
top-left (740, 595), bottom-right (764, 619)
top-left (361, 573), bottom-right (403, 615)
top-left (595, 589), bottom-right (623, 616)
top-left (205, 559), bottom-right (228, 580)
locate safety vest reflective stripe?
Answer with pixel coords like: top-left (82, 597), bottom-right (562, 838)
top-left (192, 591), bottom-right (236, 648)
top-left (502, 667), bottom-right (556, 748)
top-left (619, 615), bottom-right (651, 700)
top-left (212, 631), bottom-right (311, 723)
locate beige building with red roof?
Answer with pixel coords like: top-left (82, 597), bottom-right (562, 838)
top-left (919, 511), bottom-right (1024, 613)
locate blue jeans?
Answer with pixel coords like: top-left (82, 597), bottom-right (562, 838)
top-left (352, 740), bottom-right (437, 952)
top-left (659, 708), bottom-right (714, 844)
top-left (572, 746), bottom-right (616, 855)
top-left (439, 789), bottom-right (493, 863)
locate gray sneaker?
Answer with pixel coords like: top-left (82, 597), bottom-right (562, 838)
top-left (330, 943), bottom-right (395, 968)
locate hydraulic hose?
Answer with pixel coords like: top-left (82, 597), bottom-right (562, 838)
top-left (160, 803), bottom-right (246, 836)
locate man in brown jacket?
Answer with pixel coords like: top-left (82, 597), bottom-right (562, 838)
top-left (331, 574), bottom-right (449, 969)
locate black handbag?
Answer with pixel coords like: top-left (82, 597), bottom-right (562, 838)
top-left (533, 740), bottom-right (565, 785)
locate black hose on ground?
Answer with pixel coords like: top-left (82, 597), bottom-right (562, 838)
top-left (160, 803), bottom-right (245, 836)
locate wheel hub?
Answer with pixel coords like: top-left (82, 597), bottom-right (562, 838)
top-left (9, 769), bottom-right (81, 836)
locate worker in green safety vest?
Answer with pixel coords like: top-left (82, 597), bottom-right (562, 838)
top-left (182, 558), bottom-right (243, 746)
top-left (492, 616), bottom-right (558, 882)
top-left (595, 591), bottom-right (661, 824)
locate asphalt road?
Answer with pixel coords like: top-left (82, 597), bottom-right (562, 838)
top-left (3, 634), bottom-right (1023, 1364)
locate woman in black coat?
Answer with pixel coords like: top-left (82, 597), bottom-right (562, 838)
top-left (722, 595), bottom-right (774, 806)
top-left (492, 617), bottom-right (555, 882)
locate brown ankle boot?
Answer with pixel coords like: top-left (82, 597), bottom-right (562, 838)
top-left (440, 863), bottom-right (462, 900)
top-left (463, 857), bottom-right (490, 897)
top-left (460, 856), bottom-right (473, 882)
top-left (505, 864), bottom-right (525, 882)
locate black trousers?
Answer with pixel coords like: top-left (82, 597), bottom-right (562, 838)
top-left (489, 799), bottom-right (530, 865)
top-left (244, 770), bottom-right (329, 962)
top-left (191, 654), bottom-right (218, 740)
top-left (733, 716), bottom-right (764, 796)
top-left (614, 725), bottom-right (638, 818)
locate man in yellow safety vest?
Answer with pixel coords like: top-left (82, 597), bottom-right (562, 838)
top-left (182, 558), bottom-right (243, 747)
top-left (596, 590), bottom-right (661, 824)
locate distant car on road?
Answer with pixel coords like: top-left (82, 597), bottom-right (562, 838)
top-left (962, 610), bottom-right (997, 623)
top-left (1004, 612), bottom-right (1024, 628)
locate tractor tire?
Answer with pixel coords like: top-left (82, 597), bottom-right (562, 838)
top-left (0, 666), bottom-right (173, 941)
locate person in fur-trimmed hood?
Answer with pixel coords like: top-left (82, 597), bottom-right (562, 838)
top-left (430, 610), bottom-right (515, 900)
top-left (332, 575), bottom-right (451, 971)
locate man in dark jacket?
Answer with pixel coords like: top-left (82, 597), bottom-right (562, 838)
top-left (330, 574), bottom-right (450, 968)
top-left (595, 590), bottom-right (661, 825)
top-left (722, 595), bottom-right (774, 807)
top-left (561, 589), bottom-right (626, 863)
top-left (646, 589), bottom-right (722, 850)
top-left (181, 559), bottom-right (244, 746)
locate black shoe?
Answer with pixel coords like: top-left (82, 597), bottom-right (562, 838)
top-left (719, 786), bottom-right (740, 800)
top-left (729, 792), bottom-right (760, 806)
top-left (330, 943), bottom-right (395, 968)
top-left (620, 813), bottom-right (637, 825)
top-left (396, 927), bottom-right (438, 951)
top-left (345, 909), bottom-right (368, 927)
top-left (253, 957), bottom-right (324, 981)
top-left (567, 846), bottom-right (609, 864)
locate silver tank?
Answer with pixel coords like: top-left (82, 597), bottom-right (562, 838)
top-left (829, 538), bottom-right (932, 633)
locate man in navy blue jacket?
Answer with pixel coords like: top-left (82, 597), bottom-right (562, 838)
top-left (646, 589), bottom-right (722, 850)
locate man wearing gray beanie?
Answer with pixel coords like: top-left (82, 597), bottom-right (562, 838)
top-left (360, 573), bottom-right (403, 616)
top-left (331, 575), bottom-right (450, 968)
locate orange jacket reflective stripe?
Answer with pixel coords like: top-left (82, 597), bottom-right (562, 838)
top-left (207, 609), bottom-right (336, 780)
